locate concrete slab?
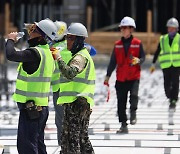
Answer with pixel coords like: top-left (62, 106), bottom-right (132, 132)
top-left (0, 68), bottom-right (180, 154)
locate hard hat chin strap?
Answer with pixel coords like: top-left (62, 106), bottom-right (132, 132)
top-left (44, 35), bottom-right (54, 47)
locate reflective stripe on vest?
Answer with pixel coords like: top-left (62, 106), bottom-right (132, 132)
top-left (51, 40), bottom-right (72, 92)
top-left (59, 92), bottom-right (94, 99)
top-left (13, 45), bottom-right (54, 106)
top-left (57, 48), bottom-right (95, 106)
top-left (15, 89), bottom-right (49, 97)
top-left (59, 59), bottom-right (95, 85)
top-left (17, 75), bottom-right (51, 82)
top-left (16, 47), bottom-right (51, 83)
top-left (159, 34), bottom-right (180, 69)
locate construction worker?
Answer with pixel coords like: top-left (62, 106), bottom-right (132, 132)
top-left (51, 21), bottom-right (72, 146)
top-left (5, 19), bottom-right (56, 154)
top-left (53, 23), bottom-right (95, 154)
top-left (150, 17), bottom-right (180, 110)
top-left (51, 21), bottom-right (97, 146)
top-left (104, 16), bottom-right (145, 134)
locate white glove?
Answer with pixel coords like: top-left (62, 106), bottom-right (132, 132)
top-left (131, 57), bottom-right (140, 65)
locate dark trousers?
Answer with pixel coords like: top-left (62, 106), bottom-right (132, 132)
top-left (162, 66), bottom-right (180, 102)
top-left (17, 103), bottom-right (49, 154)
top-left (115, 80), bottom-right (139, 123)
top-left (61, 98), bottom-right (94, 154)
top-left (53, 90), bottom-right (64, 145)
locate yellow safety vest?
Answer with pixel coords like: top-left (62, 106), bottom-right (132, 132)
top-left (159, 33), bottom-right (180, 69)
top-left (51, 40), bottom-right (72, 92)
top-left (13, 44), bottom-right (54, 106)
top-left (57, 48), bottom-right (96, 107)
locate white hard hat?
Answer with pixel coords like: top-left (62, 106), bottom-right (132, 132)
top-left (119, 16), bottom-right (136, 28)
top-left (166, 17), bottom-right (179, 28)
top-left (54, 21), bottom-right (67, 41)
top-left (35, 18), bottom-right (57, 40)
top-left (67, 23), bottom-right (88, 37)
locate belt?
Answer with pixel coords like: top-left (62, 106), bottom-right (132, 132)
top-left (17, 103), bottom-right (44, 111)
top-left (37, 106), bottom-right (43, 111)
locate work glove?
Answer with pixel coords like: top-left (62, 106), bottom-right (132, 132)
top-left (51, 47), bottom-right (64, 60)
top-left (104, 76), bottom-right (110, 86)
top-left (131, 56), bottom-right (140, 66)
top-left (149, 64), bottom-right (155, 73)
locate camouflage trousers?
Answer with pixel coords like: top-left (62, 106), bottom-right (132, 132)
top-left (60, 97), bottom-right (94, 154)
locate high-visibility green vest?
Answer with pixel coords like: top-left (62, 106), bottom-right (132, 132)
top-left (51, 40), bottom-right (72, 92)
top-left (159, 33), bottom-right (180, 69)
top-left (57, 48), bottom-right (96, 107)
top-left (13, 44), bottom-right (54, 106)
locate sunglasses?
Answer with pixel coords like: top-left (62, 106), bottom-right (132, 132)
top-left (27, 24), bottom-right (39, 35)
top-left (65, 35), bottom-right (76, 41)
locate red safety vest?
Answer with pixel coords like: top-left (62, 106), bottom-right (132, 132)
top-left (114, 38), bottom-right (141, 82)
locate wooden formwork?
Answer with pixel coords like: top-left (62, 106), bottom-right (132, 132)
top-left (86, 32), bottom-right (161, 55)
top-left (3, 3), bottom-right (18, 36)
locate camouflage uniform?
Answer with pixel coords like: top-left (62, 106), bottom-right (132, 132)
top-left (58, 54), bottom-right (94, 154)
top-left (60, 97), bottom-right (94, 154)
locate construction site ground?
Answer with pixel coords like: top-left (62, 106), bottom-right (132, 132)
top-left (0, 55), bottom-right (180, 154)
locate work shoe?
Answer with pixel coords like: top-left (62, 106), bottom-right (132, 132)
top-left (130, 111), bottom-right (137, 125)
top-left (116, 122), bottom-right (128, 134)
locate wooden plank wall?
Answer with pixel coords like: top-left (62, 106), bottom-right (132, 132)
top-left (86, 32), bottom-right (160, 55)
